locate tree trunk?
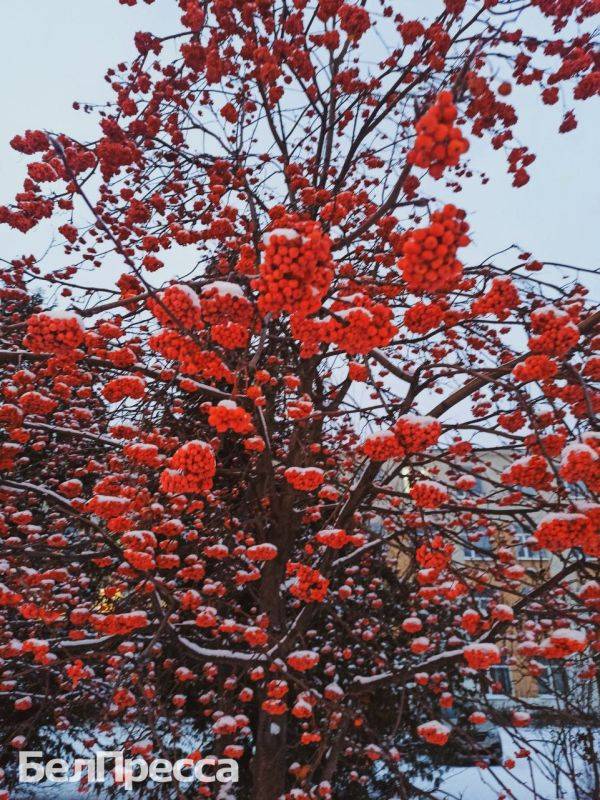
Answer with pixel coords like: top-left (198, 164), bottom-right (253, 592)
top-left (252, 710), bottom-right (288, 800)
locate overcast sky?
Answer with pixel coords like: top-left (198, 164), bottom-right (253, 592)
top-left (1, 1), bottom-right (598, 296)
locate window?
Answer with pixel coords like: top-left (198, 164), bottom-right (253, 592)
top-left (488, 664), bottom-right (512, 696)
top-left (462, 533), bottom-right (493, 560)
top-left (536, 659), bottom-right (568, 697)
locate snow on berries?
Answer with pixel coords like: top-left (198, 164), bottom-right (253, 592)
top-left (393, 414), bottom-right (442, 453)
top-left (559, 443), bottom-right (599, 491)
top-left (102, 376), bottom-right (146, 403)
top-left (408, 91), bottom-right (469, 179)
top-left (284, 466), bottom-right (324, 491)
top-left (287, 650), bottom-right (319, 671)
top-left (362, 415), bottom-right (441, 462)
top-left (327, 293), bottom-right (397, 354)
top-left (147, 284), bottom-right (203, 330)
top-left (254, 222), bottom-right (333, 317)
top-left (287, 562), bottom-right (329, 602)
top-left (207, 400), bottom-right (254, 434)
top-left (417, 720), bottom-right (450, 746)
top-left (314, 528), bottom-right (350, 549)
top-left (24, 310), bottom-right (84, 354)
top-left (362, 430), bottom-right (404, 461)
top-left (463, 643), bottom-right (501, 670)
top-left (246, 543), bottom-right (278, 561)
top-left (529, 305), bottom-right (580, 357)
top-left (533, 512), bottom-right (595, 554)
top-left (501, 454), bottom-right (553, 490)
top-left (397, 205), bottom-right (470, 294)
top-left (540, 628), bottom-right (588, 659)
top-left (159, 439), bottom-right (216, 494)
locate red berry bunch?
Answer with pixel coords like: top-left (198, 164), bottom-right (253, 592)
top-left (463, 643), bottom-right (501, 670)
top-left (512, 354), bottom-right (558, 383)
top-left (147, 284), bottom-right (203, 330)
top-left (408, 91), bottom-right (469, 179)
top-left (284, 466), bottom-right (324, 491)
top-left (287, 650), bottom-right (320, 671)
top-left (404, 301), bottom-right (445, 333)
top-left (540, 628), bottom-right (588, 659)
top-left (102, 376), bottom-right (146, 403)
top-left (24, 311), bottom-right (85, 354)
top-left (287, 562), bottom-right (329, 602)
top-left (210, 322), bottom-right (249, 350)
top-left (254, 222), bottom-right (333, 317)
top-left (314, 528), bottom-right (350, 549)
top-left (328, 293), bottom-right (397, 354)
top-left (338, 4), bottom-right (371, 41)
top-left (18, 391), bottom-right (57, 416)
top-left (529, 305), bottom-right (580, 357)
top-left (397, 205), bottom-right (470, 293)
top-left (501, 454), bottom-right (553, 490)
top-left (207, 400), bottom-right (254, 434)
top-left (159, 440), bottom-right (216, 494)
top-left (534, 513), bottom-right (594, 553)
top-left (559, 443), bottom-right (600, 490)
top-left (417, 720), bottom-right (450, 746)
top-left (410, 480), bottom-right (448, 508)
top-left (200, 281), bottom-right (255, 328)
top-left (471, 277), bottom-right (520, 320)
top-left (393, 414), bottom-right (442, 453)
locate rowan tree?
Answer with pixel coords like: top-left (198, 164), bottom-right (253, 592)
top-left (0, 0), bottom-right (598, 798)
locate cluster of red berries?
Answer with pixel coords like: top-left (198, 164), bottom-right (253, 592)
top-left (18, 391), bottom-right (57, 416)
top-left (415, 536), bottom-right (454, 573)
top-left (207, 400), bottom-right (254, 434)
top-left (529, 305), bottom-right (579, 358)
top-left (254, 222), bottom-right (333, 317)
top-left (159, 440), bottom-right (216, 494)
top-left (147, 284), bottom-right (203, 330)
top-left (124, 549), bottom-right (156, 571)
top-left (408, 92), bottom-right (469, 179)
top-left (149, 329), bottom-right (234, 383)
top-left (123, 442), bottom-right (162, 468)
top-left (200, 281), bottom-right (255, 328)
top-left (314, 528), bottom-right (350, 549)
top-left (417, 720), bottom-right (450, 746)
top-left (463, 643), bottom-right (501, 670)
top-left (404, 301), bottom-right (445, 334)
top-left (327, 294), bottom-right (397, 354)
top-left (410, 480), bottom-right (448, 508)
top-left (246, 543), bottom-right (278, 561)
top-left (85, 494), bottom-right (131, 520)
top-left (512, 354), bottom-right (558, 383)
top-left (211, 321), bottom-right (249, 350)
top-left (89, 611), bottom-right (149, 635)
top-left (24, 311), bottom-right (85, 354)
top-left (102, 376), bottom-right (146, 403)
top-left (560, 443), bottom-right (599, 490)
top-left (534, 513), bottom-right (594, 554)
top-left (287, 650), bottom-right (320, 671)
top-left (362, 430), bottom-right (406, 461)
top-left (287, 562), bottom-right (329, 602)
top-left (471, 278), bottom-right (520, 320)
top-left (284, 466), bottom-right (324, 491)
top-left (501, 455), bottom-right (553, 490)
top-left (397, 205), bottom-right (470, 294)
top-left (393, 414), bottom-right (442, 453)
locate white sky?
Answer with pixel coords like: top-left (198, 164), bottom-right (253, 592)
top-left (1, 1), bottom-right (598, 297)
